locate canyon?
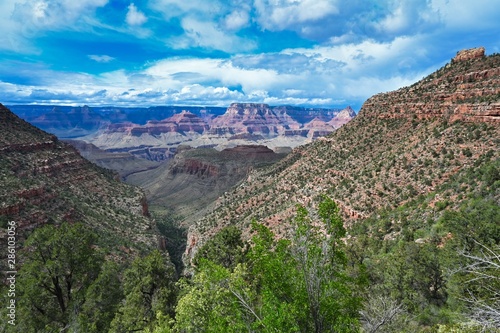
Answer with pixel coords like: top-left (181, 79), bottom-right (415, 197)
top-left (9, 103), bottom-right (356, 161)
top-left (184, 47), bottom-right (500, 262)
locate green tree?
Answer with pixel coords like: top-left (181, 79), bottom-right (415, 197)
top-left (246, 221), bottom-right (308, 332)
top-left (77, 261), bottom-right (124, 333)
top-left (15, 223), bottom-right (103, 332)
top-left (174, 260), bottom-right (254, 333)
top-left (193, 226), bottom-right (246, 269)
top-left (440, 198), bottom-right (500, 250)
top-left (110, 250), bottom-right (177, 333)
top-left (290, 197), bottom-right (361, 332)
top-left (174, 197), bottom-right (361, 333)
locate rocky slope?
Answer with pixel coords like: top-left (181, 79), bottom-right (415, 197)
top-left (363, 47), bottom-right (499, 122)
top-left (0, 104), bottom-right (160, 263)
top-left (184, 48), bottom-right (500, 261)
top-left (126, 145), bottom-right (287, 226)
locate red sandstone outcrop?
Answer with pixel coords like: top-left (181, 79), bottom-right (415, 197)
top-left (171, 158), bottom-right (220, 177)
top-left (211, 103), bottom-right (287, 137)
top-left (453, 47), bottom-right (485, 62)
top-left (169, 111), bottom-right (210, 133)
top-left (105, 111), bottom-right (209, 136)
top-left (210, 103), bottom-right (356, 139)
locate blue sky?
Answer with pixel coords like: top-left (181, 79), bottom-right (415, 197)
top-left (0, 0), bottom-right (499, 110)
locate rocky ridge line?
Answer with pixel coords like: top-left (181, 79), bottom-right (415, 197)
top-left (362, 47), bottom-right (499, 122)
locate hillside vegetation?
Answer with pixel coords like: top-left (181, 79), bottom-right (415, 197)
top-left (0, 104), bottom-right (159, 258)
top-left (187, 49), bottom-right (499, 251)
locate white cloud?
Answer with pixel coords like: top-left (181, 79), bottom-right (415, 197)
top-left (223, 9), bottom-right (250, 31)
top-left (0, 0), bottom-right (108, 53)
top-left (143, 57), bottom-right (282, 93)
top-left (148, 1), bottom-right (256, 52)
top-left (126, 3), bottom-right (147, 26)
top-left (169, 17), bottom-right (257, 53)
top-left (12, 0), bottom-right (108, 30)
top-left (372, 1), bottom-right (441, 37)
top-left (1, 34), bottom-right (437, 108)
top-left (254, 0), bottom-right (339, 31)
top-left (88, 54), bottom-right (115, 63)
top-left (2, 0), bottom-right (499, 108)
top-left (0, 2), bottom-right (32, 52)
top-left (282, 35), bottom-right (430, 77)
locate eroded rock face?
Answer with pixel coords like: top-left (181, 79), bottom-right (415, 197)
top-left (171, 111), bottom-right (210, 133)
top-left (86, 104), bottom-right (355, 156)
top-left (210, 103), bottom-right (356, 139)
top-left (329, 106), bottom-right (357, 128)
top-left (30, 105), bottom-right (106, 137)
top-left (109, 111), bottom-right (209, 136)
top-left (361, 48), bottom-right (500, 123)
top-left (171, 158), bottom-right (220, 178)
top-left (211, 103), bottom-right (287, 137)
top-left (453, 47), bottom-right (485, 62)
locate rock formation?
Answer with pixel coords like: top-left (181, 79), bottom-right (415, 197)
top-left (210, 103), bottom-right (287, 137)
top-left (9, 103), bottom-right (356, 163)
top-left (30, 105), bottom-right (106, 137)
top-left (0, 104), bottom-right (159, 261)
top-left (453, 47), bottom-right (485, 62)
top-left (361, 48), bottom-right (499, 123)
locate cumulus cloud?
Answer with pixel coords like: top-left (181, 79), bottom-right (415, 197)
top-left (150, 0), bottom-right (256, 52)
top-left (223, 9), bottom-right (250, 31)
top-left (0, 5), bottom-right (34, 53)
top-left (126, 3), bottom-right (147, 26)
top-left (372, 1), bottom-right (441, 38)
top-left (431, 0), bottom-right (500, 31)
